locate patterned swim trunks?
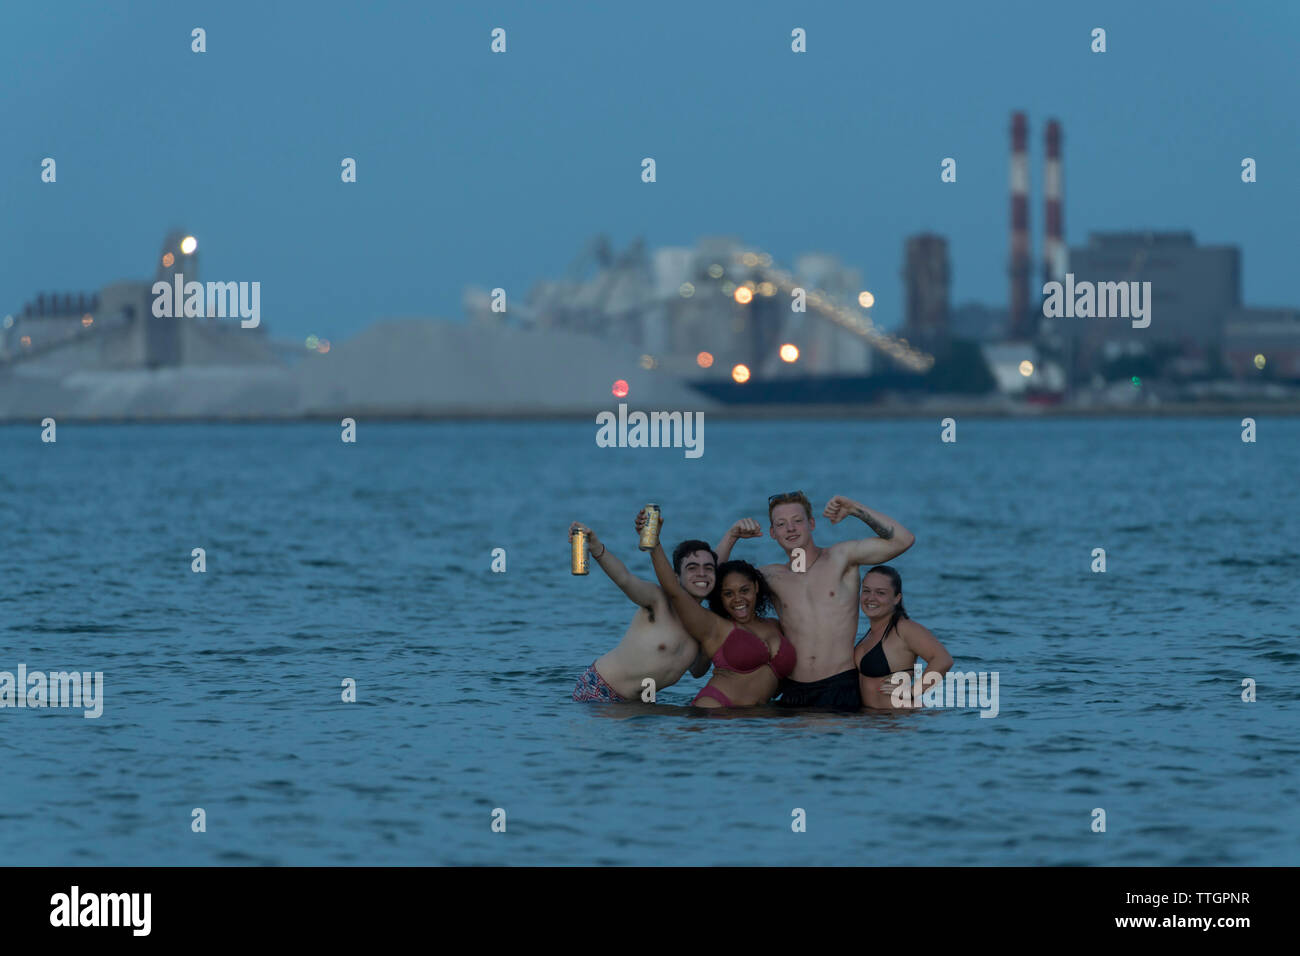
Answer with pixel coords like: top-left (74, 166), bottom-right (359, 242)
top-left (572, 662), bottom-right (625, 702)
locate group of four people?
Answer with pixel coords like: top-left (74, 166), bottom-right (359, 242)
top-left (570, 491), bottom-right (953, 711)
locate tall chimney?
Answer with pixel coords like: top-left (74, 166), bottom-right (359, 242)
top-left (1043, 119), bottom-right (1065, 286)
top-left (1009, 112), bottom-right (1030, 339)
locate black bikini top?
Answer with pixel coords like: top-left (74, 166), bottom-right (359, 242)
top-left (857, 627), bottom-right (894, 678)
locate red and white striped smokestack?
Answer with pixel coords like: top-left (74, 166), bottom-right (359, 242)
top-left (1043, 119), bottom-right (1065, 286)
top-left (1009, 112), bottom-right (1030, 339)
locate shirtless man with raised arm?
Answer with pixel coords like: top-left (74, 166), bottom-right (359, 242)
top-left (716, 492), bottom-right (915, 710)
top-left (568, 518), bottom-right (721, 702)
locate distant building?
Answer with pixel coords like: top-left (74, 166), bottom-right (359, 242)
top-left (1057, 231), bottom-right (1240, 374)
top-left (497, 235), bottom-right (930, 383)
top-left (950, 302), bottom-right (1006, 343)
top-left (1222, 307), bottom-right (1300, 379)
top-left (790, 251), bottom-right (873, 376)
top-left (901, 234), bottom-right (950, 350)
top-left (2, 232), bottom-right (276, 371)
top-left (981, 343), bottom-right (1064, 395)
top-left (5, 290), bottom-right (100, 352)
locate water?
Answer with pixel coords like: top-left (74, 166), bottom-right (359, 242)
top-left (2, 417), bottom-right (1297, 865)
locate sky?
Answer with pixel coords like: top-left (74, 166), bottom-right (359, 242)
top-left (2, 0), bottom-right (1297, 342)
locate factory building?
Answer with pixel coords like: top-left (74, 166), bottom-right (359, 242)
top-left (1058, 232), bottom-right (1241, 375)
top-left (1222, 307), bottom-right (1300, 379)
top-left (2, 232), bottom-right (278, 372)
top-left (902, 234), bottom-right (950, 351)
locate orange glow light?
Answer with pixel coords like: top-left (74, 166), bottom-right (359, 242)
top-left (162, 253), bottom-right (175, 268)
top-left (734, 286), bottom-right (753, 305)
top-left (779, 343), bottom-right (799, 363)
top-left (612, 379), bottom-right (629, 398)
top-left (82, 315), bottom-right (94, 327)
top-left (696, 351), bottom-right (714, 368)
top-left (731, 364), bottom-right (751, 384)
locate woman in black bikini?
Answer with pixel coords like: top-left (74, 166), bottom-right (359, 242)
top-left (854, 565), bottom-right (953, 710)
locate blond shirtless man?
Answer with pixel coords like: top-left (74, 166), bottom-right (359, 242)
top-left (716, 491), bottom-right (915, 710)
top-left (569, 519), bottom-right (720, 702)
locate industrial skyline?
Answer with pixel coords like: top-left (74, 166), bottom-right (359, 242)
top-left (2, 1), bottom-right (1297, 343)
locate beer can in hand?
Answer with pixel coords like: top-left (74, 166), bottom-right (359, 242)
top-left (639, 504), bottom-right (661, 551)
top-left (571, 529), bottom-right (590, 575)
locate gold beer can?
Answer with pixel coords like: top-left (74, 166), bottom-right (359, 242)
top-left (639, 504), bottom-right (661, 551)
top-left (571, 528), bottom-right (590, 575)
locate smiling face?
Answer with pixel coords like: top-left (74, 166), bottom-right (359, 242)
top-left (677, 550), bottom-right (716, 599)
top-left (769, 502), bottom-right (814, 554)
top-left (719, 571), bottom-right (757, 624)
top-left (861, 571), bottom-right (901, 621)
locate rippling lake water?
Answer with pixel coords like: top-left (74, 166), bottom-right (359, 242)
top-left (1, 418), bottom-right (1297, 865)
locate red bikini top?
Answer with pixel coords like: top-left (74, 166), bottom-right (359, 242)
top-left (712, 626), bottom-right (796, 680)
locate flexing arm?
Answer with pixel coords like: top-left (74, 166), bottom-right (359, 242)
top-left (649, 538), bottom-right (727, 653)
top-left (715, 517), bottom-right (762, 563)
top-left (822, 496), bottom-right (915, 568)
top-left (570, 521), bottom-right (662, 608)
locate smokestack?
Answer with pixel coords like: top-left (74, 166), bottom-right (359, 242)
top-left (1009, 112), bottom-right (1030, 339)
top-left (1043, 119), bottom-right (1065, 287)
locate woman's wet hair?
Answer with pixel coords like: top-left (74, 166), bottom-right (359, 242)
top-left (707, 560), bottom-right (773, 619)
top-left (864, 565), bottom-right (909, 636)
top-left (672, 539), bottom-right (718, 576)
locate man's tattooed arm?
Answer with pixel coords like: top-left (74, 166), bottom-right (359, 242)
top-left (854, 505), bottom-right (895, 539)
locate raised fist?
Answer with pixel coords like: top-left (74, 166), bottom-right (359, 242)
top-left (823, 495), bottom-right (861, 524)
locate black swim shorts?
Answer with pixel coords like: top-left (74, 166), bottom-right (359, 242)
top-left (775, 668), bottom-right (862, 710)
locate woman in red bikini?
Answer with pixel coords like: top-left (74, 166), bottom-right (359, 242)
top-left (643, 509), bottom-right (795, 708)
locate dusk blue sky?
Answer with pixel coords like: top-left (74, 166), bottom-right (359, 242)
top-left (3, 0), bottom-right (1296, 342)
